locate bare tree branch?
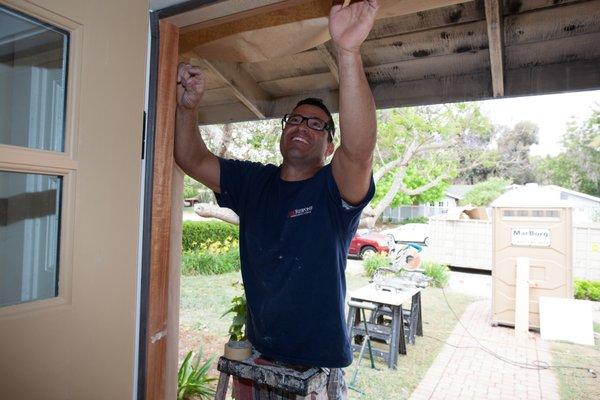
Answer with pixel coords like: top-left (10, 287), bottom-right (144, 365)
top-left (217, 123), bottom-right (234, 157)
top-left (194, 203), bottom-right (239, 225)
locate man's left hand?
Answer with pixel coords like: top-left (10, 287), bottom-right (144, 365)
top-left (329, 0), bottom-right (379, 53)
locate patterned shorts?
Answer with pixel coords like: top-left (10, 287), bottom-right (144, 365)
top-left (248, 366), bottom-right (347, 399)
top-left (326, 368), bottom-right (348, 400)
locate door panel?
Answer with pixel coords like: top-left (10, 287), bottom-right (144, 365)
top-left (0, 0), bottom-right (147, 398)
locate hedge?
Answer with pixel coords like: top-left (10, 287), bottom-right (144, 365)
top-left (182, 221), bottom-right (239, 251)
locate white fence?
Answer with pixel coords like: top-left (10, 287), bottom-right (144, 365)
top-left (573, 223), bottom-right (600, 280)
top-left (382, 206), bottom-right (450, 223)
top-left (428, 219), bottom-right (493, 271)
top-left (427, 219), bottom-right (600, 280)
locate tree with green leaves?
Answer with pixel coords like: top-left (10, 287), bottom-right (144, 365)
top-left (360, 103), bottom-right (494, 227)
top-left (534, 106), bottom-right (600, 197)
top-left (496, 121), bottom-right (539, 185)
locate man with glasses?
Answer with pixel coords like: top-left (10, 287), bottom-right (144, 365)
top-left (175, 1), bottom-right (379, 397)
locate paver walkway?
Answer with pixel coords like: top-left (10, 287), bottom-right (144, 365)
top-left (410, 299), bottom-right (560, 400)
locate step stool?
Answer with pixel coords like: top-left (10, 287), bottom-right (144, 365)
top-left (214, 352), bottom-right (329, 400)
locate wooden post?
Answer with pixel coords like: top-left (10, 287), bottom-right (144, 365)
top-left (146, 20), bottom-right (180, 400)
top-left (514, 257), bottom-right (530, 338)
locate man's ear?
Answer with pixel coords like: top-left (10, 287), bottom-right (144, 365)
top-left (325, 141), bottom-right (335, 157)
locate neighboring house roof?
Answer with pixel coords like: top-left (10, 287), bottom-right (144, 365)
top-left (445, 185), bottom-right (474, 200)
top-left (545, 185), bottom-right (600, 204)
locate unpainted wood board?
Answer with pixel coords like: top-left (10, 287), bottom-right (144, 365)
top-left (197, 101), bottom-right (265, 125)
top-left (505, 58), bottom-right (600, 96)
top-left (503, 0), bottom-right (583, 15)
top-left (166, 165), bottom-right (184, 399)
top-left (199, 58), bottom-right (271, 118)
top-left (514, 257), bottom-right (530, 335)
top-left (259, 72), bottom-right (338, 97)
top-left (170, 0), bottom-right (306, 30)
top-left (201, 87), bottom-right (238, 106)
top-left (361, 20), bottom-right (489, 66)
top-left (364, 50), bottom-right (490, 83)
top-left (484, 0), bottom-right (505, 97)
top-left (368, 1), bottom-right (485, 40)
top-left (504, 0), bottom-right (600, 46)
top-left (372, 70), bottom-right (492, 108)
top-left (178, 0), bottom-right (329, 53)
top-left (243, 50), bottom-right (329, 82)
top-left (316, 42), bottom-right (339, 83)
top-left (269, 88), bottom-right (340, 118)
top-left (268, 71), bottom-right (492, 116)
top-left (257, 50), bottom-right (490, 92)
top-left (505, 31), bottom-right (600, 69)
top-left (148, 20), bottom-right (179, 400)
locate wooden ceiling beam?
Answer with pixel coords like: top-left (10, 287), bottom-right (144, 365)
top-left (197, 57), bottom-right (271, 118)
top-left (316, 43), bottom-right (339, 84)
top-left (484, 0), bottom-right (505, 97)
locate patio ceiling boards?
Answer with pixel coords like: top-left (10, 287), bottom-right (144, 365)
top-left (161, 0), bottom-right (600, 125)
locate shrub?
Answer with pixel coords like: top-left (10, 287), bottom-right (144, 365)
top-left (177, 350), bottom-right (217, 400)
top-left (460, 177), bottom-right (511, 206)
top-left (363, 253), bottom-right (391, 278)
top-left (181, 238), bottom-right (240, 275)
top-left (182, 221), bottom-right (239, 251)
top-left (422, 261), bottom-right (450, 288)
top-left (574, 279), bottom-right (600, 301)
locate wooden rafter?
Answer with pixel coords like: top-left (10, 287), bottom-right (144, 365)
top-left (316, 43), bottom-right (339, 84)
top-left (484, 0), bottom-right (505, 97)
top-left (199, 58), bottom-right (271, 118)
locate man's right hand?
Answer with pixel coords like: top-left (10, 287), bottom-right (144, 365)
top-left (177, 63), bottom-right (204, 110)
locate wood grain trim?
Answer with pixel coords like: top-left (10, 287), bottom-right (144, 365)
top-left (146, 20), bottom-right (179, 400)
top-left (178, 0), bottom-right (329, 53)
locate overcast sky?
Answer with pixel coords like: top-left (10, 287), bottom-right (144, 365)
top-left (478, 89), bottom-right (600, 157)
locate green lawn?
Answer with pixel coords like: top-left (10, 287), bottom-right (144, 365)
top-left (179, 270), bottom-right (472, 399)
top-left (551, 323), bottom-right (600, 400)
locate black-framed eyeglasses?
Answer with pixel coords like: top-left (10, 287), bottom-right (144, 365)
top-left (282, 114), bottom-right (334, 139)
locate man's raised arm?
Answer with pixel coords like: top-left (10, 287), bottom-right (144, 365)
top-left (174, 63), bottom-right (221, 193)
top-left (329, 0), bottom-right (378, 205)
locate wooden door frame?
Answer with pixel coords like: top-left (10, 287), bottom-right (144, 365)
top-left (140, 2), bottom-right (220, 399)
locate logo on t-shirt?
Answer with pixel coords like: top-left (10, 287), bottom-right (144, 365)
top-left (288, 205), bottom-right (313, 218)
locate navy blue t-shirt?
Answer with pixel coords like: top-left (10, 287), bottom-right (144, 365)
top-left (215, 157), bottom-right (375, 367)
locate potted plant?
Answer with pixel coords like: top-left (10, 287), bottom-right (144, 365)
top-left (221, 285), bottom-right (252, 361)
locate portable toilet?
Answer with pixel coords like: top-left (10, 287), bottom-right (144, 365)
top-left (491, 184), bottom-right (573, 329)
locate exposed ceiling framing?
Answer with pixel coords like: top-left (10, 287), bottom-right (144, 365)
top-left (484, 0), bottom-right (505, 97)
top-left (163, 0), bottom-right (600, 125)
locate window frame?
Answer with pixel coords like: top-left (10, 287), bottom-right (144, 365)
top-left (0, 1), bottom-right (82, 316)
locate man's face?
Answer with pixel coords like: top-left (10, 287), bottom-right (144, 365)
top-left (280, 104), bottom-right (334, 165)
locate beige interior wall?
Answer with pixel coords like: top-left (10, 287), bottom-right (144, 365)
top-left (0, 0), bottom-right (148, 398)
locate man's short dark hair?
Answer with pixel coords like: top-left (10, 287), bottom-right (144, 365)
top-left (294, 97), bottom-right (335, 141)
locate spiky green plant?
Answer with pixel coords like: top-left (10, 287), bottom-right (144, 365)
top-left (177, 350), bottom-right (217, 400)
